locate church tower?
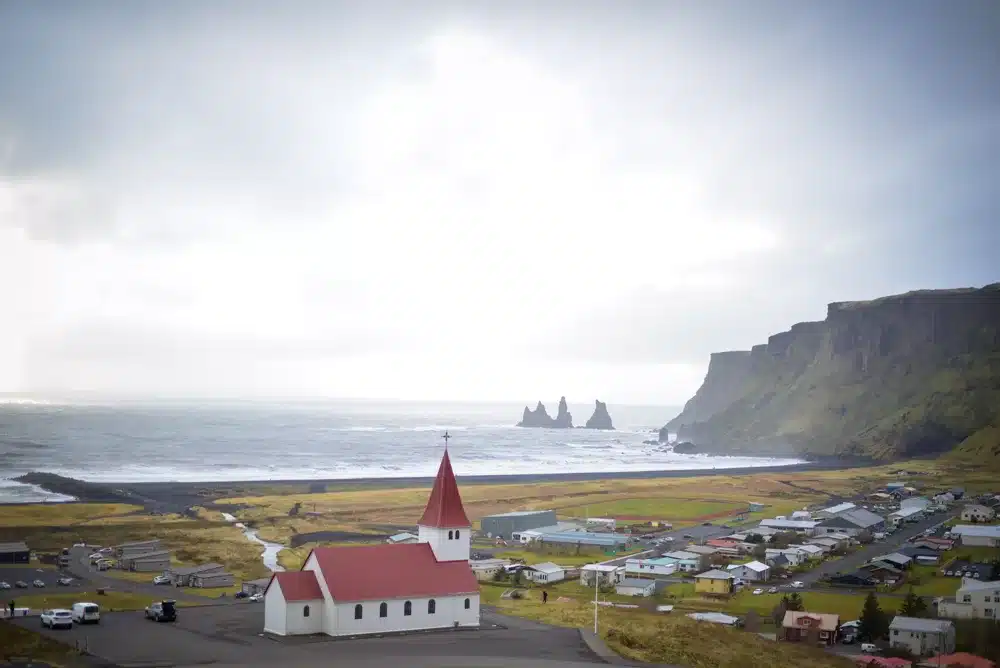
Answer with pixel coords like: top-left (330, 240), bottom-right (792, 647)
top-left (417, 434), bottom-right (471, 562)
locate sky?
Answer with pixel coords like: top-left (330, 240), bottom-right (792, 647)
top-left (0, 0), bottom-right (997, 405)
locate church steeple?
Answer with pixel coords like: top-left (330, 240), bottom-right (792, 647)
top-left (418, 435), bottom-right (471, 562)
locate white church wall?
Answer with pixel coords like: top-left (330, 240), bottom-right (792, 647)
top-left (284, 600), bottom-right (323, 635)
top-left (331, 594), bottom-right (480, 636)
top-left (263, 581), bottom-right (288, 635)
top-left (303, 553), bottom-right (339, 636)
top-left (418, 524), bottom-right (471, 562)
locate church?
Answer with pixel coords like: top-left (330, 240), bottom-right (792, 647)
top-left (263, 443), bottom-right (480, 637)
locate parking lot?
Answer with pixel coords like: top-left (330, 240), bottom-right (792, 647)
top-left (13, 604), bottom-right (604, 668)
top-left (0, 565), bottom-right (86, 601)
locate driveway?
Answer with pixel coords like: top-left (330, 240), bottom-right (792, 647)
top-left (12, 604), bottom-right (607, 668)
top-left (793, 509), bottom-right (957, 587)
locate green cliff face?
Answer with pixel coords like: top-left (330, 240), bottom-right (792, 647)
top-left (665, 284), bottom-right (1000, 461)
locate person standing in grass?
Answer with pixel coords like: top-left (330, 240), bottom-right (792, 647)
top-left (542, 590), bottom-right (548, 604)
top-left (8, 599), bottom-right (14, 617)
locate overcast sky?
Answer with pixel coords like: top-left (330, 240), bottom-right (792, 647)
top-left (0, 1), bottom-right (997, 405)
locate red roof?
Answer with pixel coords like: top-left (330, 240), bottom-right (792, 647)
top-left (266, 571), bottom-right (323, 601)
top-left (855, 656), bottom-right (911, 668)
top-left (309, 543), bottom-right (477, 602)
top-left (418, 450), bottom-right (470, 528)
top-left (927, 653), bottom-right (995, 668)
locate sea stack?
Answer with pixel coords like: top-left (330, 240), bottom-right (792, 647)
top-left (516, 397), bottom-right (573, 428)
top-left (584, 400), bottom-right (615, 430)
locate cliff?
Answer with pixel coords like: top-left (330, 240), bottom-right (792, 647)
top-left (584, 400), bottom-right (615, 430)
top-left (518, 397), bottom-right (573, 428)
top-left (665, 283), bottom-right (1000, 461)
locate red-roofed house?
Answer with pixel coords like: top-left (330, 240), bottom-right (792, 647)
top-left (264, 446), bottom-right (480, 637)
top-left (921, 652), bottom-right (995, 668)
top-left (855, 656), bottom-right (911, 668)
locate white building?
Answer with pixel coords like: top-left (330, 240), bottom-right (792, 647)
top-left (264, 448), bottom-right (480, 637)
top-left (758, 519), bottom-right (820, 535)
top-left (814, 502), bottom-right (856, 519)
top-left (950, 525), bottom-right (1000, 547)
top-left (889, 506), bottom-right (925, 526)
top-left (888, 616), bottom-right (955, 656)
top-left (937, 579), bottom-right (1000, 620)
top-left (726, 561), bottom-right (770, 582)
top-left (580, 563), bottom-right (625, 586)
top-left (524, 562), bottom-right (565, 584)
top-left (616, 578), bottom-right (656, 597)
top-left (469, 559), bottom-right (509, 582)
top-left (961, 504), bottom-right (997, 523)
top-left (625, 557), bottom-right (678, 578)
top-left (386, 532), bottom-right (419, 545)
top-left (765, 548), bottom-right (807, 567)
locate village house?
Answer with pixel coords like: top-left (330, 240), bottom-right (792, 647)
top-left (794, 544), bottom-right (825, 560)
top-left (781, 611), bottom-right (840, 646)
top-left (912, 537), bottom-right (954, 551)
top-left (263, 446), bottom-right (479, 637)
top-left (386, 532), bottom-right (419, 545)
top-left (726, 560), bottom-right (770, 582)
top-left (580, 563), bottom-right (625, 586)
top-left (861, 561), bottom-right (904, 583)
top-left (889, 506), bottom-right (925, 526)
top-left (855, 656), bottom-right (912, 668)
top-left (625, 556), bottom-right (677, 578)
top-left (817, 508), bottom-right (886, 537)
top-left (524, 562), bottom-right (565, 584)
top-left (479, 510), bottom-right (557, 540)
top-left (765, 548), bottom-right (807, 567)
top-left (804, 538), bottom-right (837, 553)
top-left (936, 579), bottom-right (1000, 620)
top-left (829, 572), bottom-right (876, 587)
top-left (0, 542), bottom-right (30, 565)
top-left (684, 544), bottom-right (719, 559)
top-left (962, 505), bottom-right (997, 523)
top-left (168, 563), bottom-right (227, 586)
top-left (469, 558), bottom-right (509, 582)
top-left (759, 519), bottom-right (820, 535)
top-left (242, 577), bottom-right (271, 596)
top-left (615, 578), bottom-right (656, 597)
top-left (919, 653), bottom-right (995, 668)
top-left (766, 553), bottom-right (790, 569)
top-left (190, 571), bottom-right (235, 588)
top-left (659, 550), bottom-right (703, 573)
top-left (951, 525), bottom-right (1000, 547)
top-left (814, 502), bottom-right (856, 519)
top-left (889, 617), bottom-right (955, 656)
top-left (121, 550), bottom-right (171, 572)
top-left (116, 540), bottom-right (163, 559)
top-left (877, 553), bottom-right (914, 570)
top-left (694, 569), bottom-right (734, 595)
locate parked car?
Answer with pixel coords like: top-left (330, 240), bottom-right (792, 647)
top-left (752, 588), bottom-right (763, 595)
top-left (15, 580), bottom-right (28, 588)
top-left (860, 643), bottom-right (877, 653)
top-left (682, 534), bottom-right (694, 539)
top-left (234, 591), bottom-right (249, 599)
top-left (767, 587), bottom-right (778, 594)
top-left (791, 581), bottom-right (805, 588)
top-left (702, 522), bottom-right (713, 526)
top-left (0, 581), bottom-right (10, 589)
top-left (40, 609), bottom-right (74, 629)
top-left (72, 602), bottom-right (100, 624)
top-left (57, 577), bottom-right (74, 586)
top-left (145, 600), bottom-right (177, 622)
top-left (32, 580), bottom-right (45, 588)
top-left (152, 575), bottom-right (171, 585)
top-left (249, 593), bottom-right (263, 602)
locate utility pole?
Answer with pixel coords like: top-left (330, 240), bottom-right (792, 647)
top-left (593, 564), bottom-right (599, 634)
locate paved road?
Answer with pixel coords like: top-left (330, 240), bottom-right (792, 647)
top-left (793, 509), bottom-right (957, 587)
top-left (11, 605), bottom-right (607, 668)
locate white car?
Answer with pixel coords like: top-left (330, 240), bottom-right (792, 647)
top-left (752, 588), bottom-right (764, 595)
top-left (32, 579), bottom-right (46, 588)
top-left (767, 587), bottom-right (778, 594)
top-left (0, 581), bottom-right (10, 589)
top-left (152, 575), bottom-right (171, 585)
top-left (791, 581), bottom-right (805, 588)
top-left (40, 609), bottom-right (74, 629)
top-left (249, 593), bottom-right (263, 602)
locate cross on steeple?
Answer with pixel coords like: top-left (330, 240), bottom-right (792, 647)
top-left (442, 431), bottom-right (451, 449)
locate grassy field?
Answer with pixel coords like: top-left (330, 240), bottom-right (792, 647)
top-left (559, 498), bottom-right (744, 521)
top-left (907, 565), bottom-right (962, 597)
top-left (0, 620), bottom-right (81, 666)
top-left (0, 503), bottom-right (141, 527)
top-left (723, 590), bottom-right (898, 620)
top-left (9, 590), bottom-right (163, 612)
top-left (492, 592), bottom-right (854, 668)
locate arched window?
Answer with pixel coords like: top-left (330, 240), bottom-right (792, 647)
top-left (379, 602), bottom-right (387, 618)
top-left (404, 601), bottom-right (412, 616)
top-left (303, 605), bottom-right (310, 617)
top-left (428, 599), bottom-right (436, 614)
top-left (455, 530), bottom-right (460, 539)
top-left (448, 530), bottom-right (453, 539)
top-left (354, 604), bottom-right (363, 620)
top-left (464, 598), bottom-right (470, 610)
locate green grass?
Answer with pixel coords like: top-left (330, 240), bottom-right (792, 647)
top-left (9, 590), bottom-right (164, 612)
top-left (907, 565), bottom-right (961, 597)
top-left (560, 498), bottom-right (745, 520)
top-left (950, 546), bottom-right (1000, 562)
top-left (722, 591), bottom-right (898, 620)
top-left (0, 620), bottom-right (81, 665)
top-left (496, 548), bottom-right (638, 567)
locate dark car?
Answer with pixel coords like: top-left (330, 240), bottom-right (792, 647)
top-left (144, 600), bottom-right (177, 622)
top-left (15, 580), bottom-right (28, 588)
top-left (234, 591), bottom-right (249, 599)
top-left (702, 522), bottom-right (713, 526)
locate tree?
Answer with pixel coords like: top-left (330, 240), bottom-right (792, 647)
top-left (752, 544), bottom-right (767, 560)
top-left (771, 597), bottom-right (789, 627)
top-left (858, 592), bottom-right (887, 641)
top-left (787, 592), bottom-right (804, 611)
top-left (899, 588), bottom-right (928, 617)
top-left (857, 531), bottom-right (874, 545)
top-left (746, 533), bottom-right (764, 544)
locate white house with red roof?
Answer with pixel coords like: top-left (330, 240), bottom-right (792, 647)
top-left (263, 448), bottom-right (480, 637)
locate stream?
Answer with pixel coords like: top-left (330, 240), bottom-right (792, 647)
top-left (221, 512), bottom-right (286, 572)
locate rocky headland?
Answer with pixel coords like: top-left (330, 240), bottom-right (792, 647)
top-left (661, 283), bottom-right (1000, 463)
top-left (517, 397), bottom-right (615, 430)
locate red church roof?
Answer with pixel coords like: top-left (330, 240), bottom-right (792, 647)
top-left (266, 571), bottom-right (323, 601)
top-left (418, 450), bottom-right (470, 528)
top-left (308, 543), bottom-right (478, 602)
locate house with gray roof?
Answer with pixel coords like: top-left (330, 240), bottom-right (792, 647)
top-left (889, 616), bottom-right (955, 656)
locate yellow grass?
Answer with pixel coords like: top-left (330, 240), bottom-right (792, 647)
top-left (494, 594), bottom-right (854, 668)
top-left (11, 590), bottom-right (163, 612)
top-left (0, 620), bottom-right (80, 665)
top-left (0, 503), bottom-right (141, 527)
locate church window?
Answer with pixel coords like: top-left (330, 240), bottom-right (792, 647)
top-left (455, 530), bottom-right (460, 539)
top-left (404, 601), bottom-right (412, 616)
top-left (448, 530), bottom-right (453, 539)
top-left (354, 604), bottom-right (363, 620)
top-left (428, 599), bottom-right (436, 614)
top-left (303, 605), bottom-right (310, 617)
top-left (379, 602), bottom-right (387, 618)
top-left (464, 598), bottom-right (470, 610)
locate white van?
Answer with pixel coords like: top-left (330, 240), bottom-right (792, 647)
top-left (72, 601), bottom-right (100, 624)
top-left (860, 643), bottom-right (877, 653)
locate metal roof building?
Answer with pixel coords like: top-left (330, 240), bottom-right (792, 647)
top-left (480, 510), bottom-right (557, 540)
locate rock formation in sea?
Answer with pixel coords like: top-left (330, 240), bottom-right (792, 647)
top-left (518, 398), bottom-right (573, 428)
top-left (661, 283), bottom-right (1000, 462)
top-left (584, 400), bottom-right (615, 430)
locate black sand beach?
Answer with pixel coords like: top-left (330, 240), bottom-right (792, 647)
top-left (14, 458), bottom-right (870, 512)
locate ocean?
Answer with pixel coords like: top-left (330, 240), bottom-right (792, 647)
top-left (0, 398), bottom-right (803, 503)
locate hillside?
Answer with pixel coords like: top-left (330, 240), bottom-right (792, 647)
top-left (665, 283), bottom-right (1000, 461)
